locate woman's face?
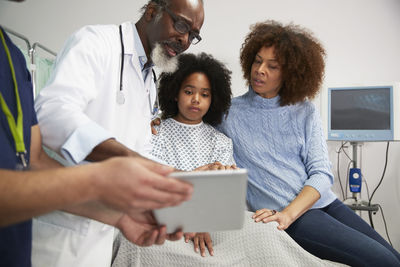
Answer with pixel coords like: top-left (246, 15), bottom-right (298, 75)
top-left (174, 72), bottom-right (212, 124)
top-left (250, 46), bottom-right (282, 98)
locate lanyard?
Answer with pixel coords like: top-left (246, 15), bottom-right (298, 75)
top-left (0, 29), bottom-right (27, 168)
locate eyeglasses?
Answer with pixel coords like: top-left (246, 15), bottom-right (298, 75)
top-left (164, 7), bottom-right (202, 45)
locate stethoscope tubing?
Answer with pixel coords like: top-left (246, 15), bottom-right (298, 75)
top-left (117, 24), bottom-right (159, 119)
top-left (119, 25), bottom-right (125, 93)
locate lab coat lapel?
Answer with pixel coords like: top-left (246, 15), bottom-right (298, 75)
top-left (120, 22), bottom-right (144, 87)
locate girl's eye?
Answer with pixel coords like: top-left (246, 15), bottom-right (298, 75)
top-left (269, 65), bottom-right (279, 70)
top-left (184, 90), bottom-right (192, 95)
top-left (202, 93), bottom-right (210, 98)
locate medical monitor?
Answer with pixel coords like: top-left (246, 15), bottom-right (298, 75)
top-left (327, 83), bottom-right (400, 141)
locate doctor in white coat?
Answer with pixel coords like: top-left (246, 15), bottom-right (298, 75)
top-left (33, 0), bottom-right (205, 266)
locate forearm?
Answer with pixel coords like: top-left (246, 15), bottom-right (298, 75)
top-left (1, 156), bottom-right (191, 228)
top-left (0, 164), bottom-right (99, 227)
top-left (29, 125), bottom-right (63, 170)
top-left (86, 138), bottom-right (141, 162)
top-left (62, 201), bottom-right (122, 226)
top-left (30, 149), bottom-right (63, 170)
top-left (282, 185), bottom-right (320, 222)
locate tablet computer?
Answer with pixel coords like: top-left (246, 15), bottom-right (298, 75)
top-left (154, 169), bottom-right (248, 233)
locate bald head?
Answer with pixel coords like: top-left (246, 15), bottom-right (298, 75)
top-left (137, 0), bottom-right (204, 59)
top-left (141, 0), bottom-right (203, 14)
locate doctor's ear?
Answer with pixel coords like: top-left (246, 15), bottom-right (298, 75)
top-left (144, 3), bottom-right (159, 21)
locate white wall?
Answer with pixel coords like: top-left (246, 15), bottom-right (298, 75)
top-left (1, 0), bottom-right (400, 251)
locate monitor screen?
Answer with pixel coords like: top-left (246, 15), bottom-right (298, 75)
top-left (331, 88), bottom-right (391, 130)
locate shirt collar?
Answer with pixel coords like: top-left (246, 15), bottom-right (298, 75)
top-left (132, 25), bottom-right (153, 71)
top-left (248, 85), bottom-right (281, 109)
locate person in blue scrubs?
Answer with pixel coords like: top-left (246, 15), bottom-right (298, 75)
top-left (0, 25), bottom-right (37, 267)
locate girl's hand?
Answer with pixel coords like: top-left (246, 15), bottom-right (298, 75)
top-left (224, 164), bottom-right (238, 170)
top-left (252, 208), bottom-right (294, 230)
top-left (194, 162), bottom-right (238, 171)
top-left (194, 162), bottom-right (223, 171)
top-left (184, 232), bottom-right (214, 257)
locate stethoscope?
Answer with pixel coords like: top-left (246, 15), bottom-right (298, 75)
top-left (116, 25), bottom-right (159, 119)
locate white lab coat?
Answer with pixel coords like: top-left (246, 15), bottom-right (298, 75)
top-left (32, 22), bottom-right (156, 267)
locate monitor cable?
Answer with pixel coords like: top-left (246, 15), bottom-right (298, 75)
top-left (345, 160), bottom-right (353, 200)
top-left (336, 141), bottom-right (354, 201)
top-left (336, 142), bottom-right (346, 200)
top-left (368, 142), bottom-right (390, 205)
top-left (368, 142), bottom-right (390, 231)
top-left (377, 204), bottom-right (393, 247)
top-left (361, 172), bottom-right (392, 246)
top-left (360, 172), bottom-right (375, 228)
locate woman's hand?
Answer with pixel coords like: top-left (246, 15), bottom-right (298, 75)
top-left (253, 186), bottom-right (320, 230)
top-left (252, 209), bottom-right (294, 230)
top-left (184, 232), bottom-right (214, 257)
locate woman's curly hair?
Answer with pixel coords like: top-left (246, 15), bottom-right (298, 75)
top-left (158, 53), bottom-right (232, 126)
top-left (240, 20), bottom-right (326, 106)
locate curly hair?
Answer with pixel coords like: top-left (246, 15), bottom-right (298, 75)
top-left (158, 53), bottom-right (232, 126)
top-left (240, 20), bottom-right (326, 106)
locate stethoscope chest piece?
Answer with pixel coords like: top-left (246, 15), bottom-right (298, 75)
top-left (116, 90), bottom-right (125, 105)
top-left (116, 24), bottom-right (158, 109)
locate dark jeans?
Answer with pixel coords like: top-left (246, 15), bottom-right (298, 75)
top-left (285, 199), bottom-right (400, 267)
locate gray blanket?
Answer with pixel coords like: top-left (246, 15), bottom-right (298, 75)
top-left (112, 211), bottom-right (346, 267)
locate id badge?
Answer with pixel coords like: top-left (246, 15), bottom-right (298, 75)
top-left (15, 153), bottom-right (29, 171)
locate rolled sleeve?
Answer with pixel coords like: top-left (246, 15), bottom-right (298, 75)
top-left (61, 121), bottom-right (113, 164)
top-left (305, 172), bottom-right (334, 196)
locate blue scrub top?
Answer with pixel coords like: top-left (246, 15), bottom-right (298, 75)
top-left (0, 27), bottom-right (37, 267)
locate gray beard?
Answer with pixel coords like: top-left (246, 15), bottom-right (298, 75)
top-left (150, 43), bottom-right (178, 73)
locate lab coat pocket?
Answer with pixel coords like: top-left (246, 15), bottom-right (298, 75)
top-left (31, 211), bottom-right (90, 267)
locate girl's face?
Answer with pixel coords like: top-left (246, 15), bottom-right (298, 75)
top-left (250, 46), bottom-right (282, 99)
top-left (174, 72), bottom-right (212, 124)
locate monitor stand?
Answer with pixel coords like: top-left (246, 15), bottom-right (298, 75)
top-left (343, 142), bottom-right (379, 213)
top-left (345, 199), bottom-right (379, 212)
